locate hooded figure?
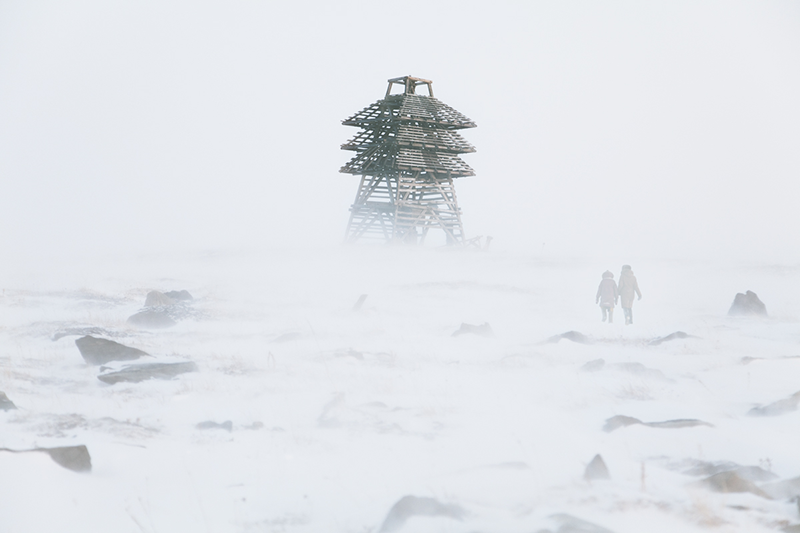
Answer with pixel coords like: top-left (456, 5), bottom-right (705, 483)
top-left (595, 271), bottom-right (618, 323)
top-left (617, 265), bottom-right (642, 325)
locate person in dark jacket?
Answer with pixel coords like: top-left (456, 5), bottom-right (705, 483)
top-left (618, 265), bottom-right (642, 325)
top-left (595, 270), bottom-right (618, 323)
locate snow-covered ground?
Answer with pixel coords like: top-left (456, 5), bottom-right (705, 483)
top-left (1, 246), bottom-right (799, 532)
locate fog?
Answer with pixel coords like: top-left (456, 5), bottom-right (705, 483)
top-left (1, 1), bottom-right (799, 265)
top-left (2, 2), bottom-right (800, 532)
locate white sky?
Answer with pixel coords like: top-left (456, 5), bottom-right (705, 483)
top-left (1, 1), bottom-right (798, 264)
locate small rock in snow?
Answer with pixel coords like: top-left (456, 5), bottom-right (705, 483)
top-left (761, 476), bottom-right (800, 500)
top-left (544, 331), bottom-right (592, 344)
top-left (379, 495), bottom-right (465, 532)
top-left (695, 471), bottom-right (771, 498)
top-left (0, 391), bottom-right (17, 410)
top-left (1, 445), bottom-right (93, 473)
top-left (75, 335), bottom-right (149, 365)
top-left (649, 331), bottom-right (700, 345)
top-left (144, 290), bottom-right (177, 307)
top-left (603, 415), bottom-right (712, 432)
top-left (127, 309), bottom-right (177, 329)
top-left (581, 359), bottom-right (605, 372)
top-left (98, 361), bottom-right (198, 384)
top-left (548, 513), bottom-right (617, 533)
top-left (728, 290), bottom-right (767, 317)
top-left (163, 290), bottom-right (193, 301)
top-left (584, 454), bottom-right (611, 481)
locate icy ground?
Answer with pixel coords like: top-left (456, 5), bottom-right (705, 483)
top-left (1, 247), bottom-right (799, 533)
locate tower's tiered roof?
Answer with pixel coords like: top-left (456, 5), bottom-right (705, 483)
top-left (341, 77), bottom-right (477, 179)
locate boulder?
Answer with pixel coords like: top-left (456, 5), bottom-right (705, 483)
top-left (584, 454), bottom-right (610, 481)
top-left (728, 290), bottom-right (767, 317)
top-left (761, 476), bottom-right (800, 500)
top-left (98, 361), bottom-right (198, 384)
top-left (75, 335), bottom-right (148, 365)
top-left (451, 322), bottom-right (495, 338)
top-left (163, 290), bottom-right (193, 301)
top-left (127, 309), bottom-right (177, 329)
top-left (0, 391), bottom-right (17, 410)
top-left (144, 291), bottom-right (176, 307)
top-left (379, 495), bottom-right (465, 532)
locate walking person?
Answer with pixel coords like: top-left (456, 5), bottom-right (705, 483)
top-left (618, 265), bottom-right (642, 325)
top-left (595, 271), bottom-right (618, 323)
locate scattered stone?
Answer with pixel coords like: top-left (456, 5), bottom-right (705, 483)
top-left (649, 331), bottom-right (700, 346)
top-left (728, 290), bottom-right (767, 317)
top-left (196, 420), bottom-right (233, 432)
top-left (0, 391), bottom-right (17, 411)
top-left (581, 359), bottom-right (605, 372)
top-left (97, 361), bottom-right (198, 384)
top-left (748, 391), bottom-right (800, 417)
top-left (379, 495), bottom-right (465, 532)
top-left (762, 476), bottom-right (800, 500)
top-left (451, 322), bottom-right (495, 338)
top-left (545, 331), bottom-right (592, 344)
top-left (164, 290), bottom-right (193, 301)
top-left (0, 445), bottom-right (92, 472)
top-left (584, 454), bottom-right (610, 481)
top-left (127, 309), bottom-right (177, 329)
top-left (603, 415), bottom-right (712, 432)
top-left (695, 471), bottom-right (771, 498)
top-left (352, 294), bottom-right (368, 311)
top-left (75, 335), bottom-right (149, 365)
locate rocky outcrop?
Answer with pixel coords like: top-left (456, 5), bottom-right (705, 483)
top-left (127, 309), bottom-right (177, 329)
top-left (584, 454), bottom-right (610, 480)
top-left (748, 390), bottom-right (800, 417)
top-left (75, 335), bottom-right (148, 365)
top-left (728, 290), bottom-right (767, 316)
top-left (0, 445), bottom-right (92, 472)
top-left (603, 415), bottom-right (713, 432)
top-left (97, 361), bottom-right (198, 384)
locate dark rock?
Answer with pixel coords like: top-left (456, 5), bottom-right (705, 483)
top-left (728, 290), bottom-right (767, 317)
top-left (696, 471), bottom-right (771, 498)
top-left (75, 335), bottom-right (148, 365)
top-left (144, 291), bottom-right (176, 307)
top-left (649, 331), bottom-right (700, 346)
top-left (451, 322), bottom-right (495, 338)
top-left (584, 454), bottom-right (610, 481)
top-left (748, 391), bottom-right (800, 417)
top-left (40, 445), bottom-right (92, 472)
top-left (379, 495), bottom-right (465, 532)
top-left (580, 359), bottom-right (605, 372)
top-left (163, 290), bottom-right (193, 301)
top-left (1, 445), bottom-right (92, 472)
top-left (610, 362), bottom-right (670, 381)
top-left (196, 420), bottom-right (233, 432)
top-left (127, 309), bottom-right (177, 329)
top-left (545, 331), bottom-right (592, 344)
top-left (98, 361), bottom-right (198, 384)
top-left (603, 415), bottom-right (712, 432)
top-left (0, 391), bottom-right (17, 410)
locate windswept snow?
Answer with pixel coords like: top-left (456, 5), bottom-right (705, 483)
top-left (1, 247), bottom-right (799, 532)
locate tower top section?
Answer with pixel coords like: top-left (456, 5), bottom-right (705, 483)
top-left (386, 76), bottom-right (434, 97)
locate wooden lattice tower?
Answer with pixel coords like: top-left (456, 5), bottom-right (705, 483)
top-left (340, 76), bottom-right (477, 244)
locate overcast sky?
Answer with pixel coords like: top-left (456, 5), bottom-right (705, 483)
top-left (1, 1), bottom-right (798, 265)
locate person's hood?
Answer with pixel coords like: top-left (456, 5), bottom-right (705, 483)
top-left (602, 271), bottom-right (614, 279)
